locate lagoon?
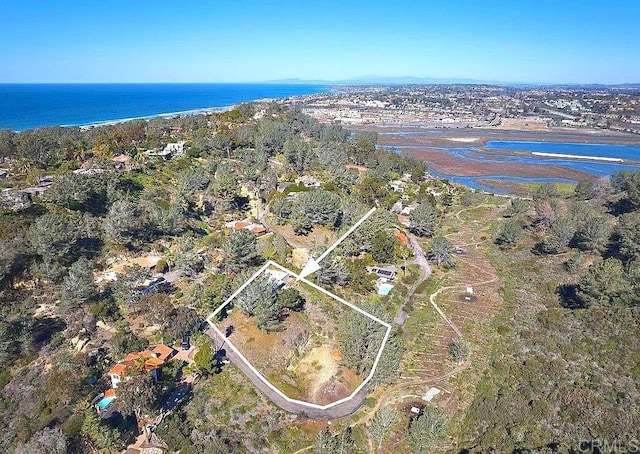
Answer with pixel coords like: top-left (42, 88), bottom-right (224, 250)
top-left (485, 140), bottom-right (640, 162)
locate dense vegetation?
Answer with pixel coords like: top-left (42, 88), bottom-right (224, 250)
top-left (3, 100), bottom-right (637, 453)
top-left (0, 104), bottom-right (434, 452)
top-left (459, 176), bottom-right (640, 452)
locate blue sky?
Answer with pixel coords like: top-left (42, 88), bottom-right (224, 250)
top-left (1, 0), bottom-right (639, 84)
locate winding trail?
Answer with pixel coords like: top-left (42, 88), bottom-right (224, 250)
top-left (393, 232), bottom-right (432, 326)
top-left (357, 202), bottom-right (506, 452)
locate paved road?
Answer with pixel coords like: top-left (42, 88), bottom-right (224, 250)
top-left (205, 327), bottom-right (368, 419)
top-left (393, 233), bottom-right (432, 326)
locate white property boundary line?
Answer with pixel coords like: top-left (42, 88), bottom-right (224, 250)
top-left (316, 207), bottom-right (377, 264)
top-left (206, 260), bottom-right (392, 411)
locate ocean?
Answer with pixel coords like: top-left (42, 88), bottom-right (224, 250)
top-left (0, 83), bottom-right (328, 131)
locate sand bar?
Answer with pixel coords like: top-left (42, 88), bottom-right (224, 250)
top-left (447, 137), bottom-right (479, 143)
top-left (530, 152), bottom-right (624, 162)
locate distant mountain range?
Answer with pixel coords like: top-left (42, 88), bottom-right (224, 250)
top-left (263, 76), bottom-right (640, 88)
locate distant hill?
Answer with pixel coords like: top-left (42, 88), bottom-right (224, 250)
top-left (341, 75), bottom-right (510, 85)
top-left (264, 75), bottom-right (516, 86)
top-left (262, 76), bottom-right (640, 88)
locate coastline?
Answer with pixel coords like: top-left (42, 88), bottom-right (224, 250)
top-left (30, 97), bottom-right (284, 132)
top-left (0, 83), bottom-right (329, 132)
top-left (72, 105), bottom-right (236, 130)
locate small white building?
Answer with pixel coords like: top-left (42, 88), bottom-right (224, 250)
top-left (295, 175), bottom-right (321, 188)
top-left (163, 140), bottom-right (186, 157)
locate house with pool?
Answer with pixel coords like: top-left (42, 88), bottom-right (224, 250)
top-left (95, 344), bottom-right (178, 414)
top-left (367, 266), bottom-right (398, 296)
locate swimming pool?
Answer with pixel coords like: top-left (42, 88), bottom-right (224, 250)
top-left (96, 395), bottom-right (116, 410)
top-left (378, 283), bottom-right (394, 296)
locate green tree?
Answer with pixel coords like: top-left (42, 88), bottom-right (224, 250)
top-left (540, 216), bottom-right (575, 254)
top-left (294, 189), bottom-right (342, 229)
top-left (616, 212), bottom-right (640, 261)
top-left (212, 133), bottom-right (233, 157)
top-left (369, 406), bottom-right (399, 451)
top-left (81, 408), bottom-right (123, 453)
top-left (212, 169), bottom-right (238, 201)
top-left (495, 220), bottom-right (522, 249)
top-left (612, 170), bottom-right (640, 208)
top-left (407, 407), bottom-right (446, 452)
top-left (409, 203), bottom-right (438, 238)
top-left (28, 212), bottom-right (81, 265)
top-left (194, 338), bottom-right (217, 375)
top-left (271, 197), bottom-right (294, 224)
top-left (276, 287), bottom-right (305, 311)
top-left (234, 274), bottom-right (284, 331)
top-left (574, 213), bottom-right (610, 251)
top-left (283, 136), bottom-right (313, 172)
top-left (224, 230), bottom-right (260, 272)
top-left (103, 200), bottom-right (141, 246)
top-left (338, 301), bottom-right (387, 374)
top-left (576, 258), bottom-right (629, 308)
top-left (449, 338), bottom-right (470, 363)
top-left (115, 369), bottom-right (157, 430)
top-left (370, 328), bottom-right (404, 388)
top-left (253, 291), bottom-right (284, 332)
top-left (357, 175), bottom-right (390, 205)
top-left (235, 275), bottom-right (274, 317)
top-left (112, 329), bottom-right (149, 356)
top-left (564, 252), bottom-right (584, 273)
top-left (352, 131), bottom-right (378, 164)
top-left (60, 257), bottom-right (97, 309)
top-left (314, 427), bottom-right (354, 454)
top-left (255, 119), bottom-right (290, 155)
top-left (341, 207), bottom-right (396, 256)
top-left (317, 141), bottom-right (349, 169)
top-left (176, 166), bottom-right (212, 202)
top-left (534, 183), bottom-right (559, 201)
top-left (316, 260), bottom-right (349, 286)
top-left (167, 307), bottom-right (199, 340)
top-left (138, 293), bottom-right (174, 332)
top-left (505, 198), bottom-right (531, 218)
top-left (0, 238), bottom-right (23, 288)
top-left (427, 235), bottom-right (456, 268)
top-left (370, 230), bottom-right (396, 263)
top-left (292, 211), bottom-right (314, 235)
top-left (574, 180), bottom-right (595, 200)
top-left (44, 172), bottom-right (104, 212)
top-left (0, 129), bottom-right (17, 160)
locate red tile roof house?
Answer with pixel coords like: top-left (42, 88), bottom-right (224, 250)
top-left (107, 344), bottom-right (176, 389)
top-left (224, 219), bottom-right (269, 237)
top-left (393, 229), bottom-right (409, 246)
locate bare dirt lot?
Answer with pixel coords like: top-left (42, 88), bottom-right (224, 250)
top-left (219, 279), bottom-right (365, 405)
top-left (269, 224), bottom-right (338, 251)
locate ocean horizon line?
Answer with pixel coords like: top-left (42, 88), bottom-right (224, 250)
top-left (0, 83), bottom-right (329, 131)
